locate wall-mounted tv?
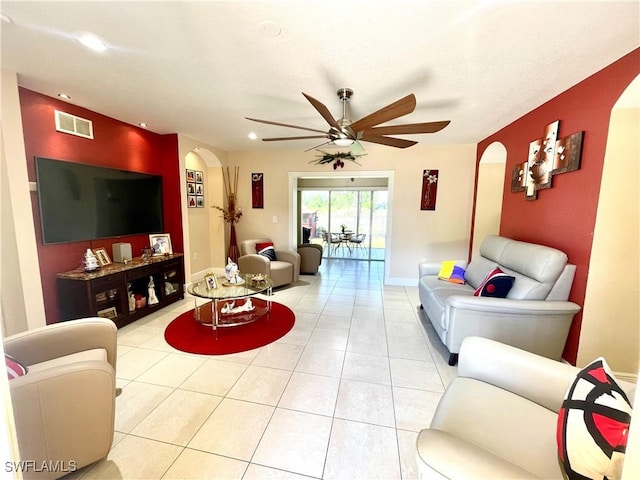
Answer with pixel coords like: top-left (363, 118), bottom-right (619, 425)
top-left (35, 157), bottom-right (164, 244)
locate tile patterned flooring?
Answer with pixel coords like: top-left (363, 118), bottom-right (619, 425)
top-left (70, 259), bottom-right (457, 480)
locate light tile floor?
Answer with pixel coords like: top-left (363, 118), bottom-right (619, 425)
top-left (70, 259), bottom-right (457, 480)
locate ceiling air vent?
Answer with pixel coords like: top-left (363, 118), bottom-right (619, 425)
top-left (54, 110), bottom-right (94, 139)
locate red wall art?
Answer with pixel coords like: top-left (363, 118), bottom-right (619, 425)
top-left (252, 173), bottom-right (264, 208)
top-left (420, 169), bottom-right (439, 210)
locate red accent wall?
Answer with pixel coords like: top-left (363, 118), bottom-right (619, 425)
top-left (19, 88), bottom-right (183, 324)
top-left (476, 48), bottom-right (639, 364)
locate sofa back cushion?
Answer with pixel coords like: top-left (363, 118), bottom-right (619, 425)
top-left (465, 235), bottom-right (569, 300)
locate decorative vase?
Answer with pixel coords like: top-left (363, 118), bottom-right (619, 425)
top-left (228, 223), bottom-right (239, 263)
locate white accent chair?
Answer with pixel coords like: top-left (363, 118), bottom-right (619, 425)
top-left (238, 238), bottom-right (300, 288)
top-left (416, 337), bottom-right (635, 479)
top-left (5, 318), bottom-right (117, 479)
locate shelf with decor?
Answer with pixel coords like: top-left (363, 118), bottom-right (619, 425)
top-left (57, 254), bottom-right (184, 328)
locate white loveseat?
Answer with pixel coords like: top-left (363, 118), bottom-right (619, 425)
top-left (418, 235), bottom-right (581, 365)
top-left (416, 337), bottom-right (635, 479)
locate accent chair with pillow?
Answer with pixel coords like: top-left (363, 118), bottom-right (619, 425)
top-left (238, 238), bottom-right (300, 288)
top-left (416, 336), bottom-right (634, 479)
top-left (5, 317), bottom-right (117, 479)
top-left (418, 235), bottom-right (581, 365)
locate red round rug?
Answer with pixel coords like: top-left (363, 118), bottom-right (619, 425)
top-left (164, 298), bottom-right (295, 355)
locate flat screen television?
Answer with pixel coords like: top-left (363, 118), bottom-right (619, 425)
top-left (35, 157), bottom-right (164, 244)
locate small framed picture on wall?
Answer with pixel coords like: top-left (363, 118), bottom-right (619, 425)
top-left (187, 169), bottom-right (204, 207)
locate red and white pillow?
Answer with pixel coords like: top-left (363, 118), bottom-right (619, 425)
top-left (473, 267), bottom-right (515, 298)
top-left (5, 354), bottom-right (28, 380)
top-left (557, 358), bottom-right (632, 480)
top-left (255, 242), bottom-right (277, 261)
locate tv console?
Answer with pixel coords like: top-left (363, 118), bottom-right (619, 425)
top-left (57, 254), bottom-right (184, 328)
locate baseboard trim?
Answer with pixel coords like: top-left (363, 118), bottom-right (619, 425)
top-left (614, 371), bottom-right (638, 383)
top-left (385, 277), bottom-right (417, 287)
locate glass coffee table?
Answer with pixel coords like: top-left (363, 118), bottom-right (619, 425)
top-left (187, 274), bottom-right (273, 329)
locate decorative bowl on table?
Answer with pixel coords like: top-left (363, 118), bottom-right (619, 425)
top-left (250, 273), bottom-right (268, 287)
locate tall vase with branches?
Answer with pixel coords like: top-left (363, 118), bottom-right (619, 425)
top-left (212, 166), bottom-right (242, 263)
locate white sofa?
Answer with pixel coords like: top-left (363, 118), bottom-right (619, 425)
top-left (418, 235), bottom-right (581, 365)
top-left (416, 337), bottom-right (636, 479)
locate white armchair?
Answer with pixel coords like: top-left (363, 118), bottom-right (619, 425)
top-left (238, 238), bottom-right (300, 287)
top-left (5, 318), bottom-right (117, 479)
top-left (416, 337), bottom-right (636, 479)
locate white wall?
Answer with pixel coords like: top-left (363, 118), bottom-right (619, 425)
top-left (177, 136), bottom-right (227, 283)
top-left (1, 71), bottom-right (46, 335)
top-left (226, 143), bottom-right (477, 284)
top-left (471, 142), bottom-right (506, 259)
top-left (578, 75), bottom-right (639, 377)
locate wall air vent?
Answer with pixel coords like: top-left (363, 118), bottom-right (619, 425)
top-left (54, 110), bottom-right (94, 139)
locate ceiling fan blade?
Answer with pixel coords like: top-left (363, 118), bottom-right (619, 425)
top-left (302, 93), bottom-right (341, 130)
top-left (360, 133), bottom-right (417, 149)
top-left (305, 141), bottom-right (333, 152)
top-left (350, 94), bottom-right (417, 133)
top-left (246, 117), bottom-right (328, 135)
top-left (262, 135), bottom-right (329, 142)
top-left (366, 121), bottom-right (451, 136)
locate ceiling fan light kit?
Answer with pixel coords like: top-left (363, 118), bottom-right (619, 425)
top-left (246, 88), bottom-right (451, 166)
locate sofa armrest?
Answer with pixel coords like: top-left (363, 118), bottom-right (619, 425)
top-left (418, 262), bottom-right (441, 277)
top-left (4, 318), bottom-right (117, 370)
top-left (238, 254), bottom-right (270, 275)
top-left (275, 250), bottom-right (301, 281)
top-left (443, 297), bottom-right (580, 360)
top-left (9, 361), bottom-right (116, 473)
top-left (458, 337), bottom-right (578, 412)
top-left (419, 260), bottom-right (467, 278)
top-left (447, 295), bottom-right (581, 315)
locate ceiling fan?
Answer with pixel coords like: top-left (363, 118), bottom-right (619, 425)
top-left (246, 88), bottom-right (450, 150)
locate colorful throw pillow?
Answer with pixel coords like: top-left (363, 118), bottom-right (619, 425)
top-left (437, 261), bottom-right (466, 284)
top-left (473, 267), bottom-right (515, 297)
top-left (255, 242), bottom-right (277, 261)
top-left (557, 358), bottom-right (632, 480)
top-left (5, 354), bottom-right (28, 380)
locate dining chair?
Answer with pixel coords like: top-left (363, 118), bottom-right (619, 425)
top-left (349, 233), bottom-right (367, 254)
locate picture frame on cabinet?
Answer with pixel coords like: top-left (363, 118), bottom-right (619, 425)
top-left (93, 247), bottom-right (112, 266)
top-left (149, 233), bottom-right (173, 255)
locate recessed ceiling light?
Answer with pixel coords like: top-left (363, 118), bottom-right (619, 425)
top-left (77, 33), bottom-right (107, 52)
top-left (139, 123), bottom-right (147, 128)
top-left (58, 93), bottom-right (71, 99)
top-left (259, 21), bottom-right (281, 37)
top-left (1, 13), bottom-right (13, 24)
top-left (248, 132), bottom-right (258, 140)
top-left (193, 147), bottom-right (200, 152)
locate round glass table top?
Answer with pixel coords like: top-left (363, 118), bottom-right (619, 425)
top-left (187, 274), bottom-right (273, 300)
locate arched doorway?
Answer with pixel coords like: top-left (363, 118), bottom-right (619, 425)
top-left (577, 74), bottom-right (639, 375)
top-left (178, 137), bottom-right (225, 282)
top-left (471, 142), bottom-right (507, 259)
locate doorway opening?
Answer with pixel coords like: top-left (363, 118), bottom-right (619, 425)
top-left (289, 171), bottom-right (394, 267)
top-left (300, 189), bottom-right (387, 261)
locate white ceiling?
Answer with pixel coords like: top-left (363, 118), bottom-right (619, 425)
top-left (1, 1), bottom-right (639, 152)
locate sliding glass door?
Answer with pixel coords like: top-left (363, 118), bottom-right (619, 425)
top-left (300, 188), bottom-right (386, 261)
